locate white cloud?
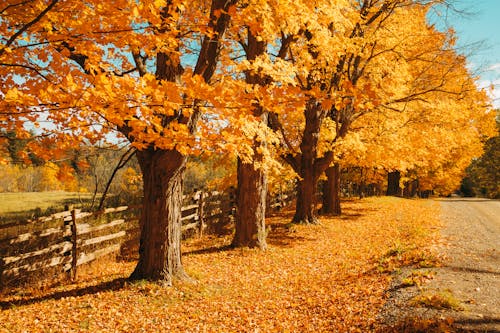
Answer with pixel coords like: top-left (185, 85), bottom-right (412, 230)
top-left (477, 79), bottom-right (500, 109)
top-left (488, 63), bottom-right (500, 72)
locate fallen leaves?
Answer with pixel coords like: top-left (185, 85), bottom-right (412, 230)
top-left (0, 197), bottom-right (441, 332)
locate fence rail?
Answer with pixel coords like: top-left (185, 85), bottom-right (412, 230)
top-left (0, 188), bottom-right (294, 288)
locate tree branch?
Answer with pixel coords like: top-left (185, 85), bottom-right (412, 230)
top-left (0, 62), bottom-right (50, 81)
top-left (97, 146), bottom-right (137, 211)
top-left (0, 0), bottom-right (59, 57)
top-left (0, 0), bottom-right (32, 15)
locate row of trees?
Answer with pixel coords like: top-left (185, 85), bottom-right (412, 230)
top-left (1, 0), bottom-right (496, 283)
top-left (460, 117), bottom-right (499, 199)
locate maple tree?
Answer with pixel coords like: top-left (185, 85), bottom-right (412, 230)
top-left (303, 1), bottom-right (494, 216)
top-left (1, 0), bottom-right (238, 283)
top-left (226, 1), bottom-right (299, 250)
top-left (1, 0), bottom-right (496, 282)
top-left (259, 1), bottom-right (429, 222)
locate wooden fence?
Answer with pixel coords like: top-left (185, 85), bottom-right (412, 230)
top-left (0, 189), bottom-right (294, 288)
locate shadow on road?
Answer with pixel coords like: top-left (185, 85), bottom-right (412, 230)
top-left (448, 265), bottom-right (500, 276)
top-left (436, 198), bottom-right (497, 203)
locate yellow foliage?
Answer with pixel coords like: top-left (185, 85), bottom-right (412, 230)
top-left (56, 164), bottom-right (79, 192)
top-left (0, 164), bottom-right (20, 192)
top-left (120, 167), bottom-right (142, 194)
top-left (38, 162), bottom-right (62, 192)
top-left (0, 0), bottom-right (496, 198)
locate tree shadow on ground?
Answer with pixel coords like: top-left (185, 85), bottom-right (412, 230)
top-left (266, 224), bottom-right (311, 248)
top-left (0, 277), bottom-right (128, 310)
top-left (381, 316), bottom-right (500, 333)
top-left (338, 205), bottom-right (378, 221)
top-left (453, 317), bottom-right (500, 332)
top-left (448, 265), bottom-right (500, 276)
top-left (266, 203), bottom-right (373, 248)
top-left (183, 244), bottom-right (234, 256)
top-left (437, 198), bottom-right (496, 203)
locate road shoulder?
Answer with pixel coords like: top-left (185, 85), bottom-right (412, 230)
top-left (378, 198), bottom-right (500, 332)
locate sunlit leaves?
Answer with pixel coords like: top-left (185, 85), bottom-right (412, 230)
top-left (1, 0), bottom-right (495, 190)
top-left (0, 198), bottom-right (441, 331)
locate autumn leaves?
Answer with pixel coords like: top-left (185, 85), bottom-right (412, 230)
top-left (0, 0), bottom-right (496, 282)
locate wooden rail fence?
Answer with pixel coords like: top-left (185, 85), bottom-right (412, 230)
top-left (0, 189), bottom-right (294, 288)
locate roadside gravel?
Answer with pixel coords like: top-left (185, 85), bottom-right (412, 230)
top-left (379, 198), bottom-right (500, 332)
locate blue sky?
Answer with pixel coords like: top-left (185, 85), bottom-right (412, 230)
top-left (430, 0), bottom-right (500, 108)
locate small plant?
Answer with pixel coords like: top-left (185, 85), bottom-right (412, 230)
top-left (79, 319), bottom-right (90, 329)
top-left (385, 241), bottom-right (406, 258)
top-left (410, 290), bottom-right (464, 311)
top-left (400, 270), bottom-right (435, 288)
top-left (377, 241), bottom-right (407, 272)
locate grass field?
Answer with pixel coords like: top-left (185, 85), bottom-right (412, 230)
top-left (0, 191), bottom-right (95, 222)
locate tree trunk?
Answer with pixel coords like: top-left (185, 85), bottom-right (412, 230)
top-left (130, 148), bottom-right (188, 284)
top-left (359, 168), bottom-right (366, 198)
top-left (294, 176), bottom-right (318, 224)
top-left (292, 102), bottom-right (324, 224)
top-left (403, 179), bottom-right (419, 198)
top-left (232, 157), bottom-right (267, 249)
top-left (233, 30), bottom-right (269, 249)
top-left (321, 163), bottom-right (341, 215)
top-left (386, 171), bottom-right (401, 196)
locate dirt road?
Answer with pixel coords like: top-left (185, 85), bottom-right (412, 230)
top-left (436, 198), bottom-right (500, 331)
top-left (380, 198), bottom-right (500, 332)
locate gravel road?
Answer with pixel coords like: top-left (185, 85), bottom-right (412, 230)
top-left (379, 198), bottom-right (500, 332)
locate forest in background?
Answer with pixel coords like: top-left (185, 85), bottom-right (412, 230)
top-left (0, 117), bottom-right (498, 204)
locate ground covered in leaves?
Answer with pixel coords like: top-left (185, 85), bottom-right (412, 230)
top-left (0, 197), bottom-right (442, 332)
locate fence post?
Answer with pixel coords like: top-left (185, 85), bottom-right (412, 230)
top-left (227, 186), bottom-right (236, 224)
top-left (0, 256), bottom-right (4, 289)
top-left (70, 209), bottom-right (78, 281)
top-left (198, 190), bottom-right (205, 238)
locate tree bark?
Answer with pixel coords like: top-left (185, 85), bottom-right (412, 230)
top-left (232, 157), bottom-right (267, 249)
top-left (294, 173), bottom-right (318, 224)
top-left (292, 103), bottom-right (320, 224)
top-left (126, 0), bottom-right (234, 283)
top-left (403, 179), bottom-right (419, 198)
top-left (321, 163), bottom-right (341, 215)
top-left (233, 29), bottom-right (269, 248)
top-left (291, 102), bottom-right (326, 224)
top-left (358, 168), bottom-right (366, 198)
top-left (129, 148), bottom-right (188, 284)
top-left (386, 170), bottom-right (401, 196)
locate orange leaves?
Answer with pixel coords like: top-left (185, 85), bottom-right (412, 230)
top-left (0, 198), bottom-right (441, 331)
top-left (0, 0), bottom-right (496, 196)
top-left (3, 88), bottom-right (21, 103)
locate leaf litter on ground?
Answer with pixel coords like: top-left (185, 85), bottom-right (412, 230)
top-left (0, 197), bottom-right (442, 332)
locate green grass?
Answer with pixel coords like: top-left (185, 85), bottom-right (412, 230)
top-left (400, 270), bottom-right (435, 288)
top-left (0, 191), bottom-right (95, 223)
top-left (410, 290), bottom-right (464, 311)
